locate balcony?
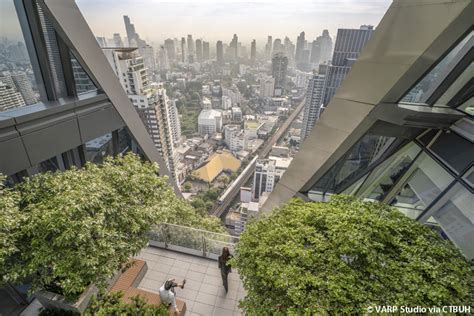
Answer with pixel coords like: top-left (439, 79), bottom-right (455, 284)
top-left (136, 223), bottom-right (244, 315)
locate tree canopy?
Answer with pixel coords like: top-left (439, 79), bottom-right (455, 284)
top-left (1, 154), bottom-right (223, 300)
top-left (233, 196), bottom-right (473, 315)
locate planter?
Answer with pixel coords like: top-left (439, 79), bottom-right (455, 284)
top-left (36, 269), bottom-right (125, 314)
top-left (35, 283), bottom-right (99, 314)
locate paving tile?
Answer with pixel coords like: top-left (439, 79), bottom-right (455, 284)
top-left (182, 279), bottom-right (201, 291)
top-left (199, 283), bottom-right (221, 296)
top-left (214, 296), bottom-right (237, 311)
top-left (177, 288), bottom-right (198, 301)
top-left (138, 278), bottom-right (158, 291)
top-left (195, 292), bottom-right (217, 305)
top-left (182, 299), bottom-right (195, 313)
top-left (202, 275), bottom-right (222, 286)
top-left (192, 302), bottom-right (214, 315)
top-left (140, 252), bottom-right (160, 263)
top-left (144, 270), bottom-right (168, 283)
top-left (156, 256), bottom-right (175, 266)
top-left (186, 270), bottom-right (205, 282)
top-left (189, 263), bottom-right (208, 273)
top-left (233, 310), bottom-right (243, 316)
top-left (228, 273), bottom-right (240, 281)
top-left (172, 260), bottom-right (191, 271)
top-left (175, 253), bottom-right (194, 263)
top-left (191, 256), bottom-right (211, 267)
top-left (168, 266), bottom-right (187, 278)
top-left (220, 288), bottom-right (238, 300)
top-left (212, 306), bottom-right (234, 316)
top-left (206, 266), bottom-right (222, 277)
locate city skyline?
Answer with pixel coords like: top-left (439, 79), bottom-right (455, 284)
top-left (72, 0), bottom-right (392, 44)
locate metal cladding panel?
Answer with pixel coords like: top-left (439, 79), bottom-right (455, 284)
top-left (0, 136), bottom-right (30, 175)
top-left (262, 0), bottom-right (473, 212)
top-left (77, 105), bottom-right (125, 143)
top-left (42, 0), bottom-right (181, 195)
top-left (21, 118), bottom-right (82, 165)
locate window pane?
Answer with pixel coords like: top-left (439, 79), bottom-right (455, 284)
top-left (389, 152), bottom-right (454, 219)
top-left (421, 183), bottom-right (474, 260)
top-left (357, 142), bottom-right (421, 200)
top-left (428, 130), bottom-right (474, 175)
top-left (310, 133), bottom-right (395, 194)
top-left (0, 0), bottom-right (40, 111)
top-left (70, 51), bottom-right (98, 94)
top-left (84, 133), bottom-right (113, 164)
top-left (400, 31), bottom-right (473, 104)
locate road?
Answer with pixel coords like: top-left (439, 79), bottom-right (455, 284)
top-left (210, 97), bottom-right (306, 217)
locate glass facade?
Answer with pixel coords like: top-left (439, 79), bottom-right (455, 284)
top-left (0, 0), bottom-right (41, 111)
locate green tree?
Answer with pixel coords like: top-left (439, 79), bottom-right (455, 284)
top-left (1, 154), bottom-right (223, 300)
top-left (183, 182), bottom-right (192, 192)
top-left (233, 196), bottom-right (474, 315)
top-left (85, 291), bottom-right (168, 316)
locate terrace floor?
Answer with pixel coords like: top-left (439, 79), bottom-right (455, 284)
top-left (135, 246), bottom-right (245, 316)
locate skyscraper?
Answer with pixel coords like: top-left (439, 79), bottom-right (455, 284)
top-left (265, 36), bottom-right (272, 60)
top-left (0, 80), bottom-right (26, 111)
top-left (301, 67), bottom-right (328, 140)
top-left (295, 31), bottom-right (305, 67)
top-left (216, 40), bottom-right (224, 65)
top-left (187, 34), bottom-right (194, 62)
top-left (323, 25), bottom-right (374, 105)
top-left (181, 37), bottom-right (186, 63)
top-left (202, 41), bottom-right (210, 61)
top-left (271, 53), bottom-right (288, 96)
top-left (103, 48), bottom-right (179, 183)
top-left (8, 71), bottom-right (37, 105)
top-left (164, 38), bottom-right (176, 61)
top-left (250, 40), bottom-right (256, 65)
top-left (230, 34), bottom-right (238, 60)
top-left (195, 39), bottom-right (203, 62)
top-left (123, 15), bottom-right (137, 46)
top-left (157, 46), bottom-right (169, 70)
top-left (273, 38), bottom-right (283, 54)
top-left (113, 33), bottom-right (123, 47)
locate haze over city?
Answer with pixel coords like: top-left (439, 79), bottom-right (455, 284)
top-left (74, 0), bottom-right (392, 44)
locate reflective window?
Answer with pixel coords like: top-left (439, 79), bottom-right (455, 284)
top-left (389, 152), bottom-right (454, 219)
top-left (311, 133), bottom-right (395, 194)
top-left (428, 131), bottom-right (474, 175)
top-left (84, 133), bottom-right (113, 164)
top-left (27, 156), bottom-right (64, 175)
top-left (462, 166), bottom-right (474, 188)
top-left (457, 96), bottom-right (474, 116)
top-left (116, 127), bottom-right (133, 155)
top-left (0, 0), bottom-right (41, 111)
top-left (400, 31), bottom-right (473, 104)
top-left (356, 142), bottom-right (421, 201)
top-left (70, 51), bottom-right (97, 95)
top-left (420, 183), bottom-right (474, 260)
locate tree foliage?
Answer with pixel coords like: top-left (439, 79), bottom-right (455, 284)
top-left (85, 291), bottom-right (168, 316)
top-left (233, 196), bottom-right (474, 315)
top-left (1, 154), bottom-right (223, 300)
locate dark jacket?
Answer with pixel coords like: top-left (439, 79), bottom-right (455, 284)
top-left (218, 255), bottom-right (232, 275)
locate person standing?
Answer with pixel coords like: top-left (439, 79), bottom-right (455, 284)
top-left (218, 247), bottom-right (233, 293)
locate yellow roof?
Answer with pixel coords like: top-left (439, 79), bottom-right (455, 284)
top-left (193, 152), bottom-right (241, 182)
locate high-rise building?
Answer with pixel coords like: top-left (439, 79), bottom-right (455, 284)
top-left (202, 41), bottom-right (210, 61)
top-left (123, 15), bottom-right (137, 46)
top-left (3, 71), bottom-right (37, 105)
top-left (301, 72), bottom-right (327, 140)
top-left (157, 46), bottom-right (169, 70)
top-left (265, 36), bottom-right (273, 60)
top-left (164, 38), bottom-right (176, 61)
top-left (187, 34), bottom-right (194, 62)
top-left (139, 44), bottom-right (156, 72)
top-left (250, 40), bottom-right (256, 65)
top-left (180, 37), bottom-right (186, 63)
top-left (113, 33), bottom-right (123, 47)
top-left (263, 1), bottom-right (473, 260)
top-left (103, 48), bottom-right (179, 183)
top-left (230, 34), bottom-right (238, 60)
top-left (310, 30), bottom-right (333, 66)
top-left (273, 38), bottom-right (283, 54)
top-left (216, 41), bottom-right (224, 65)
top-left (168, 99), bottom-right (182, 145)
top-left (259, 76), bottom-right (275, 98)
top-left (295, 31), bottom-right (305, 66)
top-left (0, 80), bottom-right (26, 111)
top-left (323, 25), bottom-right (374, 105)
top-left (252, 157), bottom-right (292, 201)
top-left (195, 39), bottom-right (203, 62)
top-left (95, 36), bottom-right (107, 48)
top-left (272, 53), bottom-right (288, 96)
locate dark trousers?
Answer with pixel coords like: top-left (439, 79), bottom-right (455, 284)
top-left (221, 271), bottom-right (229, 292)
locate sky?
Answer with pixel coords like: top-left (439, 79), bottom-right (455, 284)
top-left (75, 0), bottom-right (392, 46)
top-left (1, 0), bottom-right (392, 47)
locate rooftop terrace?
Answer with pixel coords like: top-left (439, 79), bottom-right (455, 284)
top-left (135, 246), bottom-right (245, 316)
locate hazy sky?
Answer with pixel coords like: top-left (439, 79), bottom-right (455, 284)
top-left (75, 0), bottom-right (392, 46)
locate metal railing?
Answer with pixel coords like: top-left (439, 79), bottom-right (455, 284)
top-left (148, 223), bottom-right (239, 260)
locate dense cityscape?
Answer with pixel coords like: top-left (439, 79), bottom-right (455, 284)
top-left (0, 0), bottom-right (472, 315)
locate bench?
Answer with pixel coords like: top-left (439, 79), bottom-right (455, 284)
top-left (110, 259), bottom-right (187, 315)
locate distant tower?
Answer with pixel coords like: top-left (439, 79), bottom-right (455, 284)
top-left (310, 29), bottom-right (333, 66)
top-left (195, 39), bottom-right (203, 62)
top-left (295, 31), bottom-right (305, 69)
top-left (271, 53), bottom-right (288, 96)
top-left (230, 34), bottom-right (238, 60)
top-left (202, 41), bottom-right (210, 61)
top-left (301, 68), bottom-right (328, 140)
top-left (273, 38), bottom-right (283, 54)
top-left (164, 39), bottom-right (176, 61)
top-left (181, 37), bottom-right (186, 63)
top-left (250, 40), bottom-right (256, 65)
top-left (216, 41), bottom-right (224, 65)
top-left (323, 25), bottom-right (374, 105)
top-left (123, 15), bottom-right (137, 46)
top-left (187, 34), bottom-right (194, 62)
top-left (113, 33), bottom-right (123, 47)
top-left (265, 36), bottom-right (272, 60)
